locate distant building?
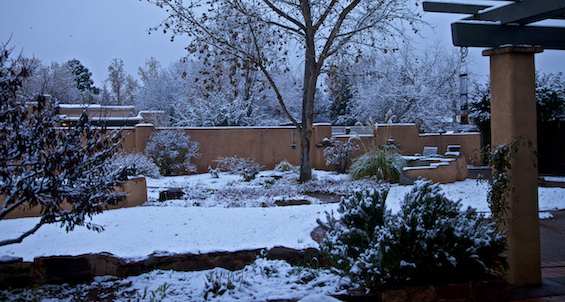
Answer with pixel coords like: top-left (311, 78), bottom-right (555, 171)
top-left (54, 102), bottom-right (166, 127)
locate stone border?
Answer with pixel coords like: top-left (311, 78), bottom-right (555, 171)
top-left (0, 247), bottom-right (508, 301)
top-left (0, 246), bottom-right (325, 288)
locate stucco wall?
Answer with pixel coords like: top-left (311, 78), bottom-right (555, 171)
top-left (120, 123), bottom-right (482, 173)
top-left (0, 177), bottom-right (147, 220)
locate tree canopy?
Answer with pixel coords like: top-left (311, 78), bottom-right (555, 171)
top-left (148, 0), bottom-right (423, 181)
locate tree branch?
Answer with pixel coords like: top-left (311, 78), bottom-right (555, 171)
top-left (0, 218), bottom-right (46, 247)
top-left (247, 23), bottom-right (300, 128)
top-left (261, 0), bottom-right (306, 32)
top-left (318, 0), bottom-right (362, 65)
top-left (313, 0), bottom-right (339, 31)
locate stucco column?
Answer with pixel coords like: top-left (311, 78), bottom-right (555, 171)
top-left (135, 123), bottom-right (155, 153)
top-left (312, 123), bottom-right (332, 170)
top-left (483, 45), bottom-right (543, 286)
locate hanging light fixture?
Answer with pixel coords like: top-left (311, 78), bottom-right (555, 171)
top-left (290, 130), bottom-right (296, 149)
top-left (459, 47), bottom-right (469, 124)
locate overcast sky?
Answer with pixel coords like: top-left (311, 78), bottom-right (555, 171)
top-left (1, 0), bottom-right (563, 87)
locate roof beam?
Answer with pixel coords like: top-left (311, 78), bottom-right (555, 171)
top-left (422, 2), bottom-right (491, 14)
top-left (452, 22), bottom-right (565, 50)
top-left (470, 0), bottom-right (565, 25)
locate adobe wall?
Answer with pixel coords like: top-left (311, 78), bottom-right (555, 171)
top-left (121, 123), bottom-right (482, 173)
top-left (418, 132), bottom-right (483, 166)
top-left (57, 105), bottom-right (136, 118)
top-left (130, 125), bottom-right (315, 173)
top-left (0, 177), bottom-right (147, 220)
top-left (333, 124), bottom-right (482, 166)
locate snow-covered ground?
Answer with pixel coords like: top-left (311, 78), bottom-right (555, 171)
top-left (1, 170), bottom-right (564, 301)
top-left (3, 171), bottom-right (564, 262)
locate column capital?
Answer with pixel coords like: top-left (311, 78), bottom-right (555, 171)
top-left (483, 45), bottom-right (544, 56)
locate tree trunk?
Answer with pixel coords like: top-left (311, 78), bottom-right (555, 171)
top-left (299, 1), bottom-right (318, 183)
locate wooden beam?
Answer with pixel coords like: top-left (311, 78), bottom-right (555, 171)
top-left (470, 0), bottom-right (565, 25)
top-left (451, 22), bottom-right (565, 50)
top-left (423, 2), bottom-right (491, 14)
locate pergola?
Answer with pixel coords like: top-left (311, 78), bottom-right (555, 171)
top-left (423, 0), bottom-right (565, 286)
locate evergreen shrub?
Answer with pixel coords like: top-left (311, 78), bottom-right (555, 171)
top-left (318, 179), bottom-right (507, 291)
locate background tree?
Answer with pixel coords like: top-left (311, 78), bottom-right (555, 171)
top-left (148, 0), bottom-right (422, 182)
top-left (467, 83), bottom-right (491, 146)
top-left (0, 43), bottom-right (127, 246)
top-left (347, 42), bottom-right (463, 132)
top-left (65, 59), bottom-right (100, 104)
top-left (17, 57), bottom-right (82, 104)
top-left (136, 57), bottom-right (182, 123)
top-left (135, 56), bottom-right (295, 126)
top-left (536, 72), bottom-right (565, 124)
top-left (103, 58), bottom-right (138, 105)
top-left (468, 72), bottom-right (565, 146)
top-left (327, 71), bottom-right (356, 126)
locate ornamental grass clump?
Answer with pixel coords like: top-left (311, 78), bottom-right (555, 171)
top-left (348, 118), bottom-right (406, 182)
top-left (318, 179), bottom-right (507, 292)
top-left (349, 145), bottom-right (405, 182)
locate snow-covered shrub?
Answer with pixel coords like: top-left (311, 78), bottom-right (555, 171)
top-left (318, 180), bottom-right (507, 291)
top-left (145, 130), bottom-right (200, 176)
top-left (381, 180), bottom-right (507, 286)
top-left (108, 152), bottom-right (161, 178)
top-left (323, 138), bottom-right (359, 173)
top-left (214, 156), bottom-right (263, 181)
top-left (274, 160), bottom-right (297, 173)
top-left (349, 145), bottom-right (405, 182)
top-left (318, 186), bottom-right (390, 289)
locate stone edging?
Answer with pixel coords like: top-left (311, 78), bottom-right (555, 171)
top-left (0, 247), bottom-right (508, 301)
top-left (0, 246), bottom-right (327, 288)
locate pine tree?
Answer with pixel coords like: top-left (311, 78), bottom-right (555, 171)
top-left (65, 59), bottom-right (99, 94)
top-left (328, 76), bottom-right (356, 126)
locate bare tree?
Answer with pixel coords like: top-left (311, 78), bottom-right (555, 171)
top-left (148, 0), bottom-right (421, 181)
top-left (104, 58), bottom-right (137, 105)
top-left (350, 42), bottom-right (463, 132)
top-left (17, 57), bottom-right (82, 104)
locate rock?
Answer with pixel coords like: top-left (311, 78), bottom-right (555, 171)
top-left (144, 249), bottom-right (261, 272)
top-left (34, 255), bottom-right (93, 284)
top-left (0, 259), bottom-right (34, 289)
top-left (274, 199), bottom-right (311, 206)
top-left (158, 188), bottom-right (184, 201)
top-left (0, 255), bottom-right (23, 264)
top-left (267, 246), bottom-right (305, 265)
top-left (381, 288), bottom-right (408, 302)
top-left (472, 279), bottom-right (508, 302)
top-left (407, 286), bottom-right (437, 302)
